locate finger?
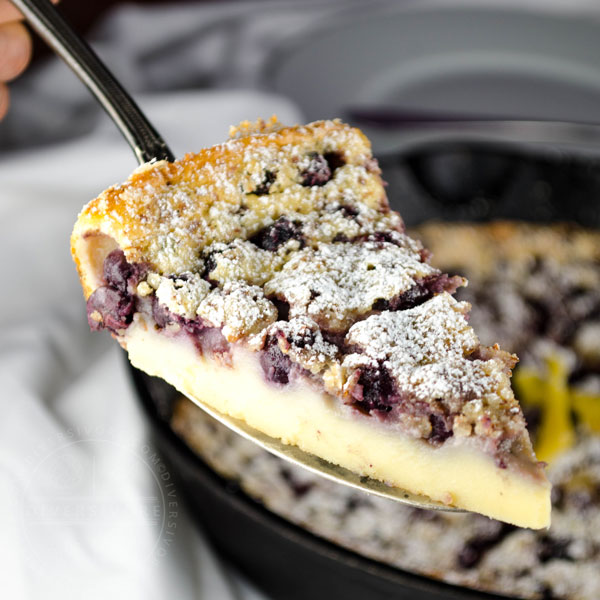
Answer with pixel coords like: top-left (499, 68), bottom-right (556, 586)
top-left (0, 3), bottom-right (23, 23)
top-left (0, 82), bottom-right (9, 120)
top-left (0, 22), bottom-right (31, 82)
top-left (0, 0), bottom-right (60, 24)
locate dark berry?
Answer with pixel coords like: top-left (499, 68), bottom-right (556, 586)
top-left (320, 329), bottom-right (346, 349)
top-left (536, 535), bottom-right (572, 563)
top-left (372, 274), bottom-right (462, 312)
top-left (202, 250), bottom-right (221, 281)
top-left (429, 414), bottom-right (453, 444)
top-left (349, 365), bottom-right (397, 413)
top-left (103, 249), bottom-right (131, 292)
top-left (457, 524), bottom-right (514, 569)
top-left (391, 283), bottom-right (433, 310)
top-left (253, 170), bottom-right (277, 195)
top-left (271, 298), bottom-right (290, 321)
top-left (260, 337), bottom-right (293, 385)
top-left (280, 468), bottom-right (314, 498)
top-left (355, 231), bottom-right (401, 246)
top-left (86, 286), bottom-right (134, 332)
top-left (372, 298), bottom-right (390, 311)
top-left (152, 296), bottom-right (173, 329)
top-left (102, 249), bottom-right (147, 293)
top-left (323, 151), bottom-right (345, 171)
top-left (250, 217), bottom-right (304, 251)
top-left (300, 153), bottom-right (332, 187)
top-left (87, 250), bottom-right (145, 332)
top-left (338, 205), bottom-right (359, 218)
top-left (332, 233), bottom-right (349, 243)
top-left (104, 250), bottom-right (139, 293)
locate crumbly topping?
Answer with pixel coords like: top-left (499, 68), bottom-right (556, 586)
top-left (344, 294), bottom-right (477, 368)
top-left (196, 282), bottom-right (277, 342)
top-left (228, 115), bottom-right (282, 139)
top-left (300, 206), bottom-right (403, 245)
top-left (153, 273), bottom-right (211, 320)
top-left (414, 221), bottom-right (600, 282)
top-left (574, 322), bottom-right (600, 368)
top-left (203, 239), bottom-right (289, 286)
top-left (343, 294), bottom-right (522, 445)
top-left (264, 240), bottom-right (436, 331)
top-left (263, 317), bottom-right (339, 375)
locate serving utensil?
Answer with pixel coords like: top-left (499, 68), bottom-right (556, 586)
top-left (11, 0), bottom-right (462, 512)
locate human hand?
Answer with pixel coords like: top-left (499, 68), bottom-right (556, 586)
top-left (0, 2), bottom-right (34, 119)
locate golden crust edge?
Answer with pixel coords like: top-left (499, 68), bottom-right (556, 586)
top-left (70, 119), bottom-right (373, 298)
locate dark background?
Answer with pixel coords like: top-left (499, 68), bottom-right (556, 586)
top-left (30, 0), bottom-right (200, 63)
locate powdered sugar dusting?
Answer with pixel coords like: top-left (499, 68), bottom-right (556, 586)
top-left (342, 293), bottom-right (494, 404)
top-left (204, 238), bottom-right (294, 286)
top-left (343, 294), bottom-right (523, 444)
top-left (264, 240), bottom-right (437, 331)
top-left (154, 273), bottom-right (211, 319)
top-left (345, 294), bottom-right (477, 365)
top-left (264, 316), bottom-right (339, 374)
top-left (197, 282), bottom-right (277, 342)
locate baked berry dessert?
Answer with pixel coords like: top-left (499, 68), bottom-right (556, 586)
top-left (171, 221), bottom-right (600, 600)
top-left (71, 118), bottom-right (550, 527)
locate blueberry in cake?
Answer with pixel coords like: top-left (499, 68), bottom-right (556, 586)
top-left (71, 118), bottom-right (550, 527)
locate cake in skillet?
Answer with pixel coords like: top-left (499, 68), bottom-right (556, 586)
top-left (171, 221), bottom-right (600, 600)
top-left (71, 118), bottom-right (550, 527)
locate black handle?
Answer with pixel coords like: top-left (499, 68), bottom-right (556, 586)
top-left (11, 0), bottom-right (174, 164)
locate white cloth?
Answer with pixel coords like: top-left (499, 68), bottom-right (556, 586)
top-left (0, 89), bottom-right (301, 600)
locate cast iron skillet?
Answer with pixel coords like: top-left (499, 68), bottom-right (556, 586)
top-left (130, 141), bottom-right (600, 600)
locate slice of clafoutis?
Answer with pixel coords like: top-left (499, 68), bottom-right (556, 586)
top-left (71, 118), bottom-right (551, 528)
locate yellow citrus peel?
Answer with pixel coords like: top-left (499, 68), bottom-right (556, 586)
top-left (514, 354), bottom-right (600, 463)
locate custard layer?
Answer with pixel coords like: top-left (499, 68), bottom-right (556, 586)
top-left (125, 317), bottom-right (551, 529)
